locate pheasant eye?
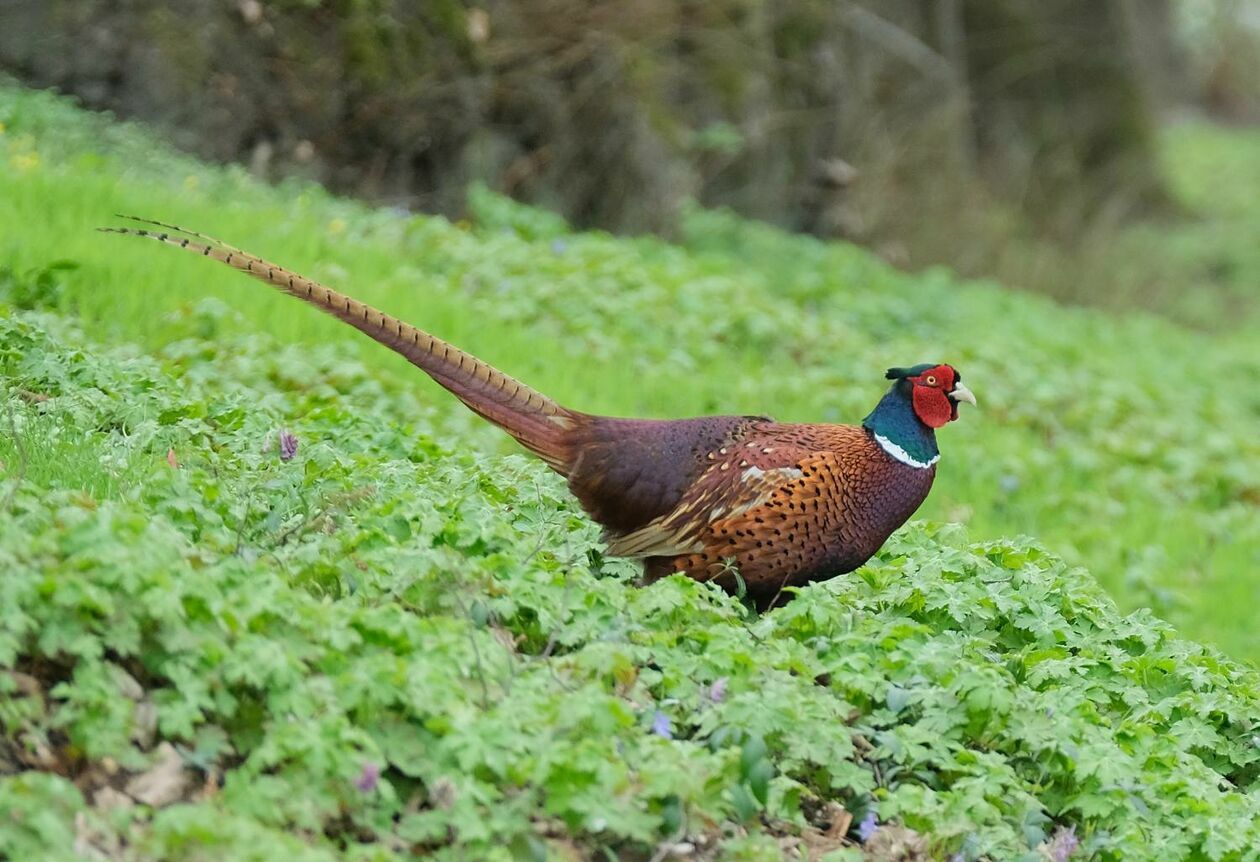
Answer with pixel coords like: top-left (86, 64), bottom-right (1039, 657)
top-left (924, 375), bottom-right (938, 386)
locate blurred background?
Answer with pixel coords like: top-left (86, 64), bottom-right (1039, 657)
top-left (3, 0), bottom-right (1260, 321)
top-left (2, 0), bottom-right (1259, 658)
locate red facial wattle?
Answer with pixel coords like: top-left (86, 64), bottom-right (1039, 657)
top-left (909, 365), bottom-right (957, 428)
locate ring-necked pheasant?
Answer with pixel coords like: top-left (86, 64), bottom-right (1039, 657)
top-left (103, 216), bottom-right (974, 604)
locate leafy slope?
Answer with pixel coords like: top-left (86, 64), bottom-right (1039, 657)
top-left (3, 305), bottom-right (1260, 861)
top-left (2, 85), bottom-right (1260, 659)
top-left (3, 85), bottom-right (1260, 860)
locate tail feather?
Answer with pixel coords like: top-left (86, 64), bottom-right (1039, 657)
top-left (100, 217), bottom-right (577, 470)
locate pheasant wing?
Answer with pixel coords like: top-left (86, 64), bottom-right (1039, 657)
top-left (603, 442), bottom-right (821, 558)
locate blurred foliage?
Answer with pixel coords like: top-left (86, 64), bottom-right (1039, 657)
top-left (1179, 0), bottom-right (1260, 120)
top-left (0, 0), bottom-right (1176, 298)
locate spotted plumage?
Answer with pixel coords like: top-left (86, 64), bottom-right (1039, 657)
top-left (103, 216), bottom-right (975, 606)
top-left (632, 423), bottom-right (937, 601)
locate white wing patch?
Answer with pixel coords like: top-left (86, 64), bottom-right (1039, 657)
top-left (728, 466), bottom-right (803, 517)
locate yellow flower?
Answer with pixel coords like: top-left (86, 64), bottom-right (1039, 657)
top-left (328, 217), bottom-right (347, 235)
top-left (11, 152), bottom-right (40, 173)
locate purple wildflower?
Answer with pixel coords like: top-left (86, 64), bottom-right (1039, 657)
top-left (708, 677), bottom-right (728, 703)
top-left (354, 761), bottom-right (380, 793)
top-left (651, 710), bottom-right (672, 739)
top-left (857, 810), bottom-right (879, 842)
top-left (279, 429), bottom-right (298, 462)
top-left (1046, 825), bottom-right (1079, 862)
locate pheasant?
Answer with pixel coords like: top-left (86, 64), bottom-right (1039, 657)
top-left (103, 216), bottom-right (975, 604)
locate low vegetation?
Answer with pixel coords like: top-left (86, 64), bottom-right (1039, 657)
top-left (2, 85), bottom-right (1260, 860)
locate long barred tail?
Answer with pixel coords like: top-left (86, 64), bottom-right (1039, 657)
top-left (100, 216), bottom-right (578, 470)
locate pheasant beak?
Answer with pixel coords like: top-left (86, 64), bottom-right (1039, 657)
top-left (949, 381), bottom-right (977, 407)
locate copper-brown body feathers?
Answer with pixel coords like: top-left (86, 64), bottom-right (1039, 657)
top-left (104, 218), bottom-right (936, 603)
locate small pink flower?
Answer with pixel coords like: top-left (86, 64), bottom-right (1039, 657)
top-left (708, 677), bottom-right (728, 703)
top-left (354, 762), bottom-right (380, 793)
top-left (1047, 825), bottom-right (1079, 862)
top-left (279, 430), bottom-right (298, 462)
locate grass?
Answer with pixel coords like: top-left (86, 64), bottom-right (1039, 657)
top-left (3, 85), bottom-right (1259, 659)
top-left (2, 83), bottom-right (1260, 859)
top-left (0, 407), bottom-right (140, 501)
top-left (3, 285), bottom-right (1260, 862)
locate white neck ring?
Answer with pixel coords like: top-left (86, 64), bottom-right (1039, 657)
top-left (874, 433), bottom-right (939, 469)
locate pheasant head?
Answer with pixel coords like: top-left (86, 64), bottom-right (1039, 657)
top-left (862, 364), bottom-right (975, 468)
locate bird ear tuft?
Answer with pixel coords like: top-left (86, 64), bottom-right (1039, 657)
top-left (886, 367), bottom-right (911, 380)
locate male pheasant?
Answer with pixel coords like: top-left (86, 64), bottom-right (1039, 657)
top-left (103, 217), bottom-right (975, 604)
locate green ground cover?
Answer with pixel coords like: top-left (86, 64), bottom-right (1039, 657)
top-left (2, 85), bottom-right (1258, 658)
top-left (2, 85), bottom-right (1260, 860)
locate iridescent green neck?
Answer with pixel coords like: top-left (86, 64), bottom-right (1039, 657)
top-left (862, 380), bottom-right (939, 468)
